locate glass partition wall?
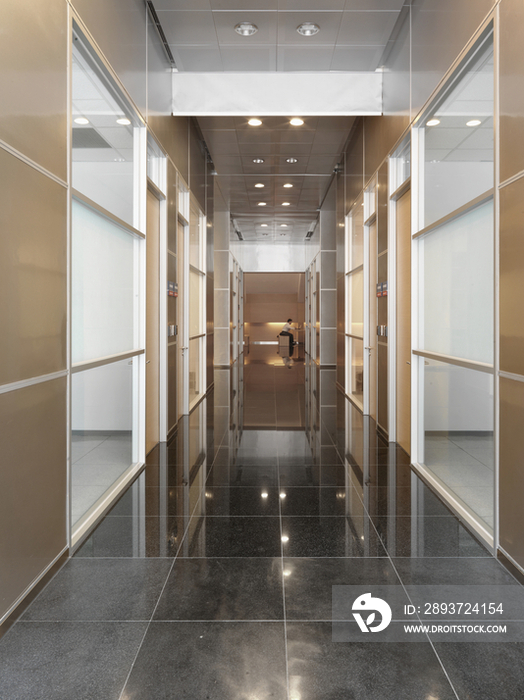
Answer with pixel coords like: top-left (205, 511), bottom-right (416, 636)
top-left (412, 29), bottom-right (495, 541)
top-left (70, 26), bottom-right (146, 542)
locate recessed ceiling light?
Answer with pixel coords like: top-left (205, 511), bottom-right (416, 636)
top-left (116, 117), bottom-right (131, 125)
top-left (255, 183), bottom-right (265, 188)
top-left (297, 22), bottom-right (320, 36)
top-left (235, 22), bottom-right (258, 36)
top-left (426, 118), bottom-right (440, 127)
top-left (258, 202), bottom-right (267, 206)
top-left (282, 202), bottom-right (291, 206)
top-left (466, 119), bottom-right (482, 127)
top-left (248, 118), bottom-right (262, 126)
top-left (74, 117), bottom-right (89, 125)
top-left (253, 158), bottom-right (265, 164)
top-left (280, 224), bottom-right (288, 227)
top-left (286, 157), bottom-right (298, 164)
top-left (283, 183), bottom-right (293, 188)
top-left (261, 223), bottom-right (268, 227)
top-left (290, 118), bottom-right (304, 126)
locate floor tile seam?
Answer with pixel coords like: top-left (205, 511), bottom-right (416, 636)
top-left (279, 481), bottom-right (291, 700)
top-left (116, 619), bottom-right (153, 700)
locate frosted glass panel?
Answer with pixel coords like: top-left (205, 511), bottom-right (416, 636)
top-left (423, 38), bottom-right (493, 228)
top-left (348, 198), bottom-right (364, 271)
top-left (348, 269), bottom-right (364, 338)
top-left (189, 268), bottom-right (203, 338)
top-left (189, 337), bottom-right (202, 406)
top-left (419, 200), bottom-right (493, 363)
top-left (72, 200), bottom-right (139, 363)
top-left (71, 357), bottom-right (137, 524)
top-left (422, 358), bottom-right (494, 530)
top-left (347, 337), bottom-right (364, 406)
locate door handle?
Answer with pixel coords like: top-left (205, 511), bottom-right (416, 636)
top-left (146, 360), bottom-right (151, 364)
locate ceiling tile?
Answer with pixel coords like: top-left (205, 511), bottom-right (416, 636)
top-left (277, 12), bottom-right (344, 45)
top-left (210, 0), bottom-right (278, 8)
top-left (342, 0), bottom-right (405, 10)
top-left (330, 45), bottom-right (382, 71)
top-left (337, 11), bottom-right (399, 45)
top-left (277, 46), bottom-right (335, 71)
top-left (279, 0), bottom-right (345, 9)
top-left (157, 11), bottom-right (218, 45)
top-left (173, 47), bottom-right (224, 71)
top-left (153, 0), bottom-right (212, 9)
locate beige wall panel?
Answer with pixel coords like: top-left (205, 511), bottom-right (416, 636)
top-left (345, 120), bottom-right (364, 212)
top-left (364, 116), bottom-right (408, 182)
top-left (73, 0), bottom-right (147, 115)
top-left (411, 0), bottom-right (495, 116)
top-left (0, 0), bottom-right (67, 180)
top-left (0, 151), bottom-right (67, 386)
top-left (246, 303), bottom-right (301, 325)
top-left (499, 0), bottom-right (524, 183)
top-left (500, 377), bottom-right (524, 569)
top-left (0, 378), bottom-right (67, 620)
top-left (500, 179), bottom-right (524, 375)
top-left (189, 119), bottom-right (206, 213)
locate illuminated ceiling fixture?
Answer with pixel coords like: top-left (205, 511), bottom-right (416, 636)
top-left (426, 118), bottom-right (440, 127)
top-left (235, 22), bottom-right (258, 36)
top-left (258, 202), bottom-right (267, 206)
top-left (282, 202), bottom-right (291, 206)
top-left (116, 117), bottom-right (131, 125)
top-left (261, 223), bottom-right (268, 227)
top-left (248, 118), bottom-right (262, 126)
top-left (290, 117), bottom-right (304, 126)
top-left (297, 22), bottom-right (320, 36)
top-left (74, 117), bottom-right (89, 125)
top-left (283, 183), bottom-right (293, 188)
top-left (255, 183), bottom-right (265, 188)
top-left (253, 158), bottom-right (265, 163)
top-left (466, 119), bottom-right (482, 127)
top-left (280, 224), bottom-right (288, 227)
top-left (286, 157), bottom-right (298, 164)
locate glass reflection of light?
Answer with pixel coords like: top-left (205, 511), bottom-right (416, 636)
top-left (281, 535), bottom-right (289, 543)
top-left (261, 492), bottom-right (269, 499)
top-left (279, 492), bottom-right (287, 499)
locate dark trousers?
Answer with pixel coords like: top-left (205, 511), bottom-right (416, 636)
top-left (280, 331), bottom-right (294, 349)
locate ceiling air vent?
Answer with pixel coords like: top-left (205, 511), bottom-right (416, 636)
top-left (72, 128), bottom-right (111, 149)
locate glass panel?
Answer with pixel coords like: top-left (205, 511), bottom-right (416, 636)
top-left (348, 197), bottom-right (364, 271)
top-left (71, 357), bottom-right (137, 525)
top-left (72, 200), bottom-right (139, 363)
top-left (418, 200), bottom-right (493, 364)
top-left (147, 136), bottom-right (165, 193)
top-left (348, 337), bottom-right (364, 406)
top-left (422, 359), bottom-right (494, 531)
top-left (190, 205), bottom-right (201, 270)
top-left (189, 337), bottom-right (202, 406)
top-left (189, 268), bottom-right (203, 338)
top-left (72, 37), bottom-right (137, 227)
top-left (423, 37), bottom-right (494, 228)
top-left (348, 269), bottom-right (364, 338)
top-left (392, 140), bottom-right (410, 191)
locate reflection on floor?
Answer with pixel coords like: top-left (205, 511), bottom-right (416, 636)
top-left (424, 433), bottom-right (494, 528)
top-left (71, 431), bottom-right (133, 524)
top-left (1, 355), bottom-right (523, 699)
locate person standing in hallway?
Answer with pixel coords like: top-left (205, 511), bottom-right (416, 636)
top-left (280, 318), bottom-right (295, 352)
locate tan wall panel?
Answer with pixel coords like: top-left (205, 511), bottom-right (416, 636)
top-left (500, 178), bottom-right (524, 375)
top-left (73, 0), bottom-right (147, 115)
top-left (499, 0), bottom-right (524, 183)
top-left (0, 378), bottom-right (67, 620)
top-left (189, 119), bottom-right (206, 213)
top-left (500, 377), bottom-right (524, 569)
top-left (150, 116), bottom-right (190, 187)
top-left (364, 116), bottom-right (409, 183)
top-left (0, 150), bottom-right (67, 386)
top-left (0, 0), bottom-right (67, 180)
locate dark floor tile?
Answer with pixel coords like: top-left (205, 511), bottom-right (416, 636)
top-left (208, 465), bottom-right (279, 487)
top-left (153, 558), bottom-right (284, 620)
top-left (279, 465), bottom-right (349, 487)
top-left (0, 621), bottom-right (147, 700)
top-left (364, 485), bottom-right (456, 517)
top-left (283, 558), bottom-right (401, 620)
top-left (280, 487), bottom-right (353, 516)
top-left (393, 557), bottom-right (520, 586)
top-left (107, 485), bottom-right (189, 517)
top-left (374, 516), bottom-right (490, 558)
top-left (74, 516), bottom-right (185, 558)
top-left (281, 517), bottom-right (388, 557)
top-left (286, 622), bottom-right (457, 700)
top-left (435, 642), bottom-right (524, 700)
top-left (122, 621), bottom-right (287, 700)
top-left (22, 559), bottom-right (172, 620)
top-left (202, 487), bottom-right (281, 516)
top-left (179, 516), bottom-right (282, 557)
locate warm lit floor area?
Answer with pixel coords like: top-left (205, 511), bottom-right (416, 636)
top-left (0, 355), bottom-right (523, 699)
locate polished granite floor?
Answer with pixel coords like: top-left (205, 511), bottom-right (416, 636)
top-left (1, 358), bottom-right (524, 699)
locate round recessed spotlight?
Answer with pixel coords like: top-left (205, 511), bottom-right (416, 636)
top-left (255, 183), bottom-right (265, 188)
top-left (248, 118), bottom-right (262, 126)
top-left (116, 117), bottom-right (131, 125)
top-left (290, 117), bottom-right (304, 126)
top-left (466, 119), bottom-right (482, 127)
top-left (286, 157), bottom-right (298, 164)
top-left (253, 158), bottom-right (265, 164)
top-left (235, 22), bottom-right (258, 36)
top-left (283, 183), bottom-right (293, 188)
top-left (426, 118), bottom-right (440, 127)
top-left (258, 202), bottom-right (267, 206)
top-left (74, 117), bottom-right (89, 125)
top-left (282, 202), bottom-right (291, 206)
top-left (297, 22), bottom-right (320, 36)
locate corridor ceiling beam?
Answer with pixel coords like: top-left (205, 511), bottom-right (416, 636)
top-left (172, 72), bottom-right (382, 116)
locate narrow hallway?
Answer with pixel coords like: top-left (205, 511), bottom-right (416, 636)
top-left (1, 356), bottom-right (523, 700)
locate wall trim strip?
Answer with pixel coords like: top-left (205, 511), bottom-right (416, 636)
top-left (0, 370), bottom-right (68, 395)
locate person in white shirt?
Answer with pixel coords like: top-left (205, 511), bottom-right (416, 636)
top-left (279, 318), bottom-right (294, 351)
